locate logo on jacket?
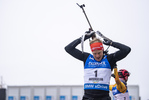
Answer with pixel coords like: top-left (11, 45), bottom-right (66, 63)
top-left (88, 61), bottom-right (106, 66)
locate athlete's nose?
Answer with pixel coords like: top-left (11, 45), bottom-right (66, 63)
top-left (96, 54), bottom-right (100, 58)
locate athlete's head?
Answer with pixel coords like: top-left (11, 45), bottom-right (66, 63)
top-left (118, 69), bottom-right (130, 82)
top-left (90, 38), bottom-right (104, 61)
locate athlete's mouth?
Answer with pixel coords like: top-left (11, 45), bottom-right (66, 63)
top-left (96, 57), bottom-right (101, 60)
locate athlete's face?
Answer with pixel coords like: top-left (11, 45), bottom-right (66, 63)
top-left (92, 50), bottom-right (103, 61)
top-left (124, 76), bottom-right (128, 82)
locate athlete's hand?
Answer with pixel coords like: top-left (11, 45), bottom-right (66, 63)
top-left (84, 30), bottom-right (95, 41)
top-left (111, 74), bottom-right (115, 78)
top-left (103, 39), bottom-right (113, 46)
top-left (84, 31), bottom-right (95, 40)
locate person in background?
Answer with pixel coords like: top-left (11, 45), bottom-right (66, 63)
top-left (64, 30), bottom-right (131, 100)
top-left (110, 64), bottom-right (130, 100)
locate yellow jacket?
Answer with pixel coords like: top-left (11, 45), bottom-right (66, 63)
top-left (109, 68), bottom-right (127, 93)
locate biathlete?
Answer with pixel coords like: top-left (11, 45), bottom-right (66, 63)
top-left (64, 30), bottom-right (131, 100)
top-left (110, 64), bottom-right (130, 100)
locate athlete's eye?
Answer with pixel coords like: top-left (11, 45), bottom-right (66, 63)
top-left (93, 53), bottom-right (96, 55)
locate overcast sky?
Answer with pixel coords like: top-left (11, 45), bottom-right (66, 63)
top-left (0, 0), bottom-right (149, 100)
